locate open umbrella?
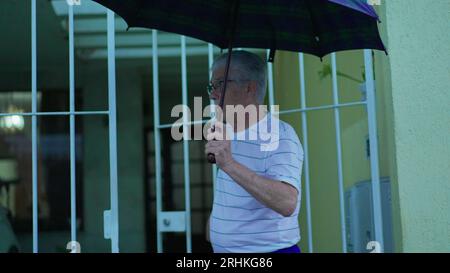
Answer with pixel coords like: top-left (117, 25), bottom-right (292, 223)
top-left (93, 0), bottom-right (386, 163)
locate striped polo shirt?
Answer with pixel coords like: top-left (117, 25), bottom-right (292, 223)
top-left (210, 113), bottom-right (304, 253)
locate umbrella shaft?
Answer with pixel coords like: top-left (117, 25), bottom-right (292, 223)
top-left (208, 0), bottom-right (239, 164)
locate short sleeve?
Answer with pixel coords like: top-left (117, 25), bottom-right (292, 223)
top-left (264, 125), bottom-right (304, 192)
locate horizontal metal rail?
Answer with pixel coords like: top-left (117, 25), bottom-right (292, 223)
top-left (0, 111), bottom-right (109, 117)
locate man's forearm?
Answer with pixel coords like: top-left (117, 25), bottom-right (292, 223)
top-left (222, 161), bottom-right (298, 217)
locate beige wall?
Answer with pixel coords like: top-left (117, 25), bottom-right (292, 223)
top-left (376, 0), bottom-right (450, 252)
top-left (273, 0), bottom-right (450, 252)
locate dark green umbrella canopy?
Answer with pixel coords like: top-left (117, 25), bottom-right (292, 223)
top-left (93, 0), bottom-right (386, 58)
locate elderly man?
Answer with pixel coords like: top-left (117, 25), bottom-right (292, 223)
top-left (205, 50), bottom-right (304, 253)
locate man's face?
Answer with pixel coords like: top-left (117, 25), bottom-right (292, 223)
top-left (209, 66), bottom-right (252, 109)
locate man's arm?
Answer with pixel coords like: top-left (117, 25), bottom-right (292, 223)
top-left (222, 160), bottom-right (298, 217)
top-left (205, 122), bottom-right (298, 217)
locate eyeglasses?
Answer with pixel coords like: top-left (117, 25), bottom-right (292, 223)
top-left (206, 79), bottom-right (248, 95)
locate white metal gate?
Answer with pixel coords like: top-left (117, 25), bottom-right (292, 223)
top-left (23, 0), bottom-right (120, 253)
top-left (151, 37), bottom-right (385, 253)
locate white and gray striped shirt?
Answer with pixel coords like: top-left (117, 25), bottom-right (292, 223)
top-left (210, 113), bottom-right (304, 253)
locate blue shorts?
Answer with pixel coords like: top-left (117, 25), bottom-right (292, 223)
top-left (272, 245), bottom-right (301, 253)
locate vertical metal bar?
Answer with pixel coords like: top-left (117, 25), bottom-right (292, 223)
top-left (31, 0), bottom-right (39, 253)
top-left (68, 3), bottom-right (77, 247)
top-left (266, 50), bottom-right (275, 110)
top-left (331, 53), bottom-right (347, 253)
top-left (152, 30), bottom-right (163, 253)
top-left (298, 53), bottom-right (313, 253)
top-left (181, 35), bottom-right (192, 253)
top-left (364, 49), bottom-right (384, 252)
top-left (107, 10), bottom-right (119, 253)
top-left (207, 44), bottom-right (217, 193)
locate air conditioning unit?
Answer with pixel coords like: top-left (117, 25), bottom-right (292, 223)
top-left (345, 178), bottom-right (394, 253)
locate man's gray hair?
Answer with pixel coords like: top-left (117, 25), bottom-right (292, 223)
top-left (212, 50), bottom-right (267, 104)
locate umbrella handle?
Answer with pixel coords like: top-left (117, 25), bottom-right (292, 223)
top-left (207, 124), bottom-right (217, 164)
